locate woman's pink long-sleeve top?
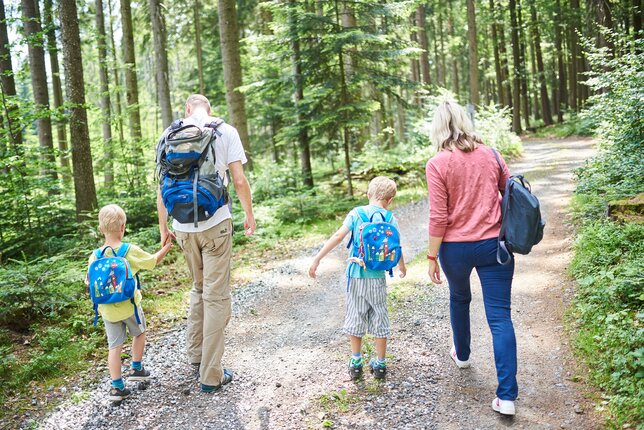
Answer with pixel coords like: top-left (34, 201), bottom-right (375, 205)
top-left (425, 144), bottom-right (510, 242)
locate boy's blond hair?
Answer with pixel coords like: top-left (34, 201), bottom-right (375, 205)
top-left (98, 204), bottom-right (127, 234)
top-left (367, 176), bottom-right (397, 201)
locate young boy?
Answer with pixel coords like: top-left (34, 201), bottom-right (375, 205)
top-left (308, 176), bottom-right (406, 380)
top-left (89, 204), bottom-right (172, 401)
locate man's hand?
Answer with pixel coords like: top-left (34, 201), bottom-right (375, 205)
top-left (428, 259), bottom-right (442, 284)
top-left (244, 215), bottom-right (256, 236)
top-left (160, 226), bottom-right (176, 247)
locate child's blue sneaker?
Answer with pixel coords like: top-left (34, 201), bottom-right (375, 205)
top-left (369, 358), bottom-right (387, 380)
top-left (348, 356), bottom-right (363, 380)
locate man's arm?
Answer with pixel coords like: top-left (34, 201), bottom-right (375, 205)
top-left (157, 186), bottom-right (176, 245)
top-left (228, 160), bottom-right (256, 235)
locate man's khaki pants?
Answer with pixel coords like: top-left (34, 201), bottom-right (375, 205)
top-left (176, 219), bottom-right (232, 386)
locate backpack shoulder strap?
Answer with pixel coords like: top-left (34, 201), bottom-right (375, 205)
top-left (93, 248), bottom-right (103, 259)
top-left (205, 118), bottom-right (225, 137)
top-left (356, 207), bottom-right (370, 223)
top-left (116, 243), bottom-right (130, 258)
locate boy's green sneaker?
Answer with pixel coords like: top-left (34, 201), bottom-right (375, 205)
top-left (369, 358), bottom-right (387, 380)
top-left (349, 356), bottom-right (363, 380)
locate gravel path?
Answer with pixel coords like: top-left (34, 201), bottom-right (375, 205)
top-left (37, 137), bottom-right (600, 430)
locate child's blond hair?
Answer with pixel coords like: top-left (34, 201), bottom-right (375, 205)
top-left (367, 176), bottom-right (397, 201)
top-left (98, 204), bottom-right (127, 234)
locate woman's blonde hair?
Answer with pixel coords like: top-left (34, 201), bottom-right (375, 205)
top-left (430, 100), bottom-right (482, 152)
top-left (98, 204), bottom-right (127, 234)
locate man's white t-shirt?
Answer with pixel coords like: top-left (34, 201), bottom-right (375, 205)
top-left (170, 113), bottom-right (247, 233)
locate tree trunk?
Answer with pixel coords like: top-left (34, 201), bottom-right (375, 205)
top-left (410, 13), bottom-right (419, 83)
top-left (529, 26), bottom-right (540, 121)
top-left (107, 0), bottom-right (125, 151)
top-left (21, 0), bottom-right (56, 180)
top-left (517, 0), bottom-right (530, 128)
top-left (289, 0), bottom-right (313, 187)
top-left (120, 0), bottom-right (143, 144)
top-left (466, 0), bottom-right (480, 106)
top-left (0, 0), bottom-right (23, 150)
top-left (635, 0), bottom-right (642, 38)
top-left (438, 5), bottom-right (446, 87)
top-left (594, 0), bottom-right (615, 53)
top-left (416, 5), bottom-right (431, 85)
top-left (194, 0), bottom-right (205, 94)
top-left (509, 0), bottom-right (522, 133)
top-left (448, 0), bottom-right (459, 96)
top-left (58, 0), bottom-right (98, 220)
top-left (334, 0), bottom-right (352, 196)
top-left (43, 0), bottom-right (70, 179)
top-left (429, 9), bottom-right (441, 86)
top-left (95, 0), bottom-right (114, 187)
top-left (530, 2), bottom-right (553, 125)
top-left (554, 0), bottom-right (566, 122)
top-left (490, 0), bottom-right (504, 105)
top-left (218, 0), bottom-right (253, 171)
top-left (498, 10), bottom-right (513, 108)
top-left (150, 0), bottom-right (172, 128)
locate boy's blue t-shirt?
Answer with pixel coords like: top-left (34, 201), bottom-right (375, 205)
top-left (343, 204), bottom-right (400, 279)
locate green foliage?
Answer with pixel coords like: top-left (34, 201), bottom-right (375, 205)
top-left (569, 36), bottom-right (644, 427)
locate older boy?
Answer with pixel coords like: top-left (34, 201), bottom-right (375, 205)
top-left (309, 176), bottom-right (406, 380)
top-left (89, 204), bottom-right (172, 401)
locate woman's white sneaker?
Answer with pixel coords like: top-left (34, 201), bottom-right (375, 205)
top-left (492, 398), bottom-right (516, 415)
top-left (450, 346), bottom-right (471, 369)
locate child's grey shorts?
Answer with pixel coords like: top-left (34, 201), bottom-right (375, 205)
top-left (104, 310), bottom-right (146, 349)
top-left (344, 277), bottom-right (390, 338)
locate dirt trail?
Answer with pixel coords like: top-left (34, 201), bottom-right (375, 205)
top-left (40, 137), bottom-right (600, 430)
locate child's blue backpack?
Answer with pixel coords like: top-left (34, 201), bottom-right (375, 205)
top-left (347, 208), bottom-right (402, 276)
top-left (87, 244), bottom-right (141, 326)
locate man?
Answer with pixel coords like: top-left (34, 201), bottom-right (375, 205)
top-left (157, 94), bottom-right (256, 392)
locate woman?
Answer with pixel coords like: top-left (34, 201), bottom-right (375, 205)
top-left (426, 100), bottom-right (517, 416)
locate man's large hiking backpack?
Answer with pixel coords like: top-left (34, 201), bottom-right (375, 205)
top-left (347, 208), bottom-right (402, 276)
top-left (156, 119), bottom-right (229, 227)
top-left (492, 149), bottom-right (545, 265)
top-left (87, 244), bottom-right (141, 326)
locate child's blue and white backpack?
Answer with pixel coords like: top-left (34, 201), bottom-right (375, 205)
top-left (347, 207), bottom-right (402, 276)
top-left (87, 244), bottom-right (141, 326)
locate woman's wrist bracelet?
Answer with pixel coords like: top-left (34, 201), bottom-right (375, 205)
top-left (427, 254), bottom-right (437, 261)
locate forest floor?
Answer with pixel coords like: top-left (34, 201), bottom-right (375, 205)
top-left (35, 137), bottom-right (602, 430)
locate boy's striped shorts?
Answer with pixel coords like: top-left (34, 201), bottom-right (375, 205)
top-left (343, 277), bottom-right (390, 338)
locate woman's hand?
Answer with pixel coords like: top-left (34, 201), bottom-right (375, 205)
top-left (428, 259), bottom-right (442, 284)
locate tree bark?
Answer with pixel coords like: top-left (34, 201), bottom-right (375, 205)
top-left (466, 0), bottom-right (480, 106)
top-left (438, 4), bottom-right (446, 87)
top-left (150, 0), bottom-right (172, 128)
top-left (635, 0), bottom-right (642, 38)
top-left (509, 0), bottom-right (522, 133)
top-left (517, 0), bottom-right (530, 128)
top-left (194, 0), bottom-right (205, 94)
top-left (43, 0), bottom-right (69, 178)
top-left (554, 0), bottom-right (566, 122)
top-left (218, 0), bottom-right (253, 171)
top-left (490, 0), bottom-right (504, 105)
top-left (58, 0), bottom-right (98, 220)
top-left (107, 0), bottom-right (125, 149)
top-left (120, 0), bottom-right (143, 142)
top-left (530, 2), bottom-right (553, 125)
top-left (289, 0), bottom-right (313, 187)
top-left (448, 0), bottom-right (459, 96)
top-left (0, 0), bottom-right (23, 150)
top-left (95, 0), bottom-right (114, 187)
top-left (416, 5), bottom-right (431, 85)
top-left (497, 10), bottom-right (512, 108)
top-left (334, 0), bottom-right (352, 196)
top-left (21, 0), bottom-right (56, 180)
top-left (594, 0), bottom-right (615, 53)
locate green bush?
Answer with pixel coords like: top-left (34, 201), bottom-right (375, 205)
top-left (569, 36), bottom-right (644, 427)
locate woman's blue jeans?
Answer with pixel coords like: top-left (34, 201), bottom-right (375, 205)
top-left (439, 238), bottom-right (518, 400)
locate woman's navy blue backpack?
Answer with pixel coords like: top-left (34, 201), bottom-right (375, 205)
top-left (492, 149), bottom-right (545, 265)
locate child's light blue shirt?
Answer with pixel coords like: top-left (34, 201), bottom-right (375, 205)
top-left (343, 205), bottom-right (400, 279)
